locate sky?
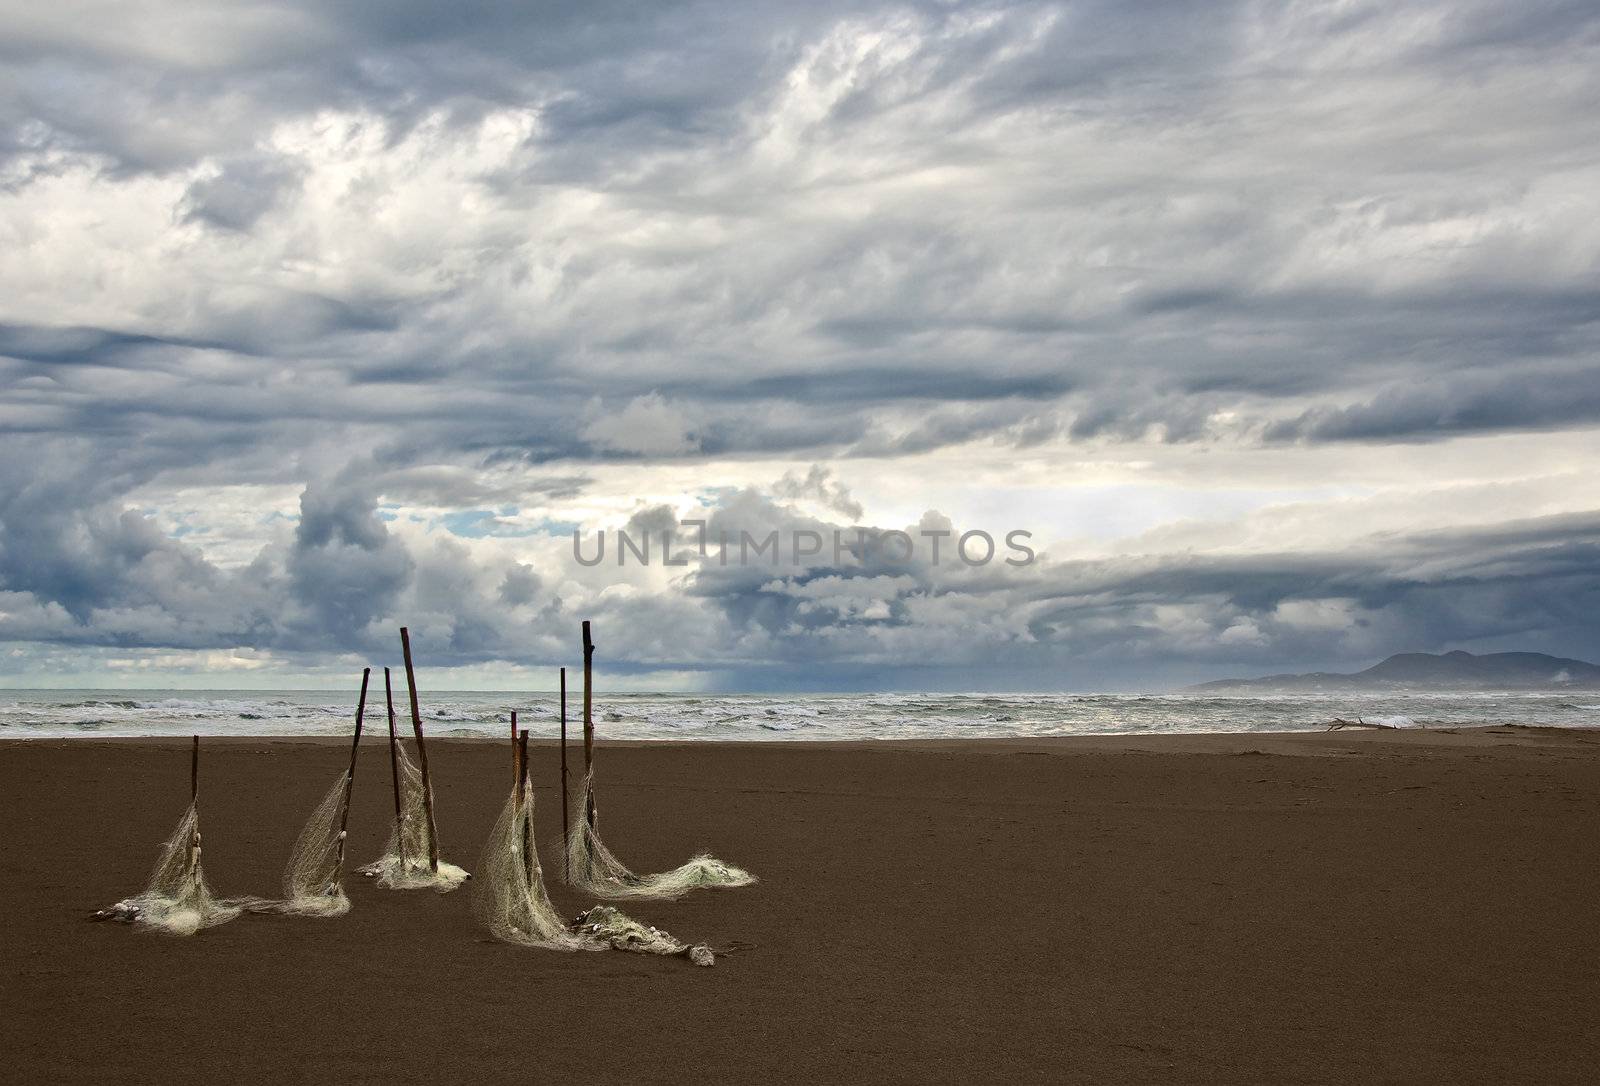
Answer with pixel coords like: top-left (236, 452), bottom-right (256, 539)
top-left (1, 1), bottom-right (1598, 690)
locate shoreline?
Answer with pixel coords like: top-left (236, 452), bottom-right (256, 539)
top-left (2, 721), bottom-right (1589, 751)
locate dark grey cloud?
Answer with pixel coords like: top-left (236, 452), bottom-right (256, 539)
top-left (1, 459), bottom-right (1597, 687)
top-left (1267, 364), bottom-right (1600, 444)
top-left (6, 1), bottom-right (1598, 458)
top-left (674, 491), bottom-right (1600, 687)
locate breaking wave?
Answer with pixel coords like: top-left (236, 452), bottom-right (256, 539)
top-left (1, 689), bottom-right (1595, 741)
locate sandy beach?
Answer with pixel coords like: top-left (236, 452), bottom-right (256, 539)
top-left (3, 727), bottom-right (1597, 1084)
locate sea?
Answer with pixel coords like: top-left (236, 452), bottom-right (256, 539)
top-left (1, 689), bottom-right (1597, 741)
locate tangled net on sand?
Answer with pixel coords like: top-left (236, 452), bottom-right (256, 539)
top-left (566, 770), bottom-right (754, 901)
top-left (573, 906), bottom-right (715, 967)
top-left (92, 803), bottom-right (242, 936)
top-left (236, 774), bottom-right (354, 917)
top-left (358, 740), bottom-right (468, 892)
top-left (475, 777), bottom-right (714, 965)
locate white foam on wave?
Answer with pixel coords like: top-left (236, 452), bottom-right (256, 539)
top-left (4, 690), bottom-right (1597, 740)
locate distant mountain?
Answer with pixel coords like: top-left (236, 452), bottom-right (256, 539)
top-left (1190, 650), bottom-right (1600, 692)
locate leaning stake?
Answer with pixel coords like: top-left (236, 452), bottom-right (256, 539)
top-left (400, 626), bottom-right (441, 873)
top-left (384, 667), bottom-right (405, 870)
top-left (187, 735), bottom-right (201, 877)
top-left (559, 666), bottom-right (569, 881)
top-left (582, 620), bottom-right (596, 831)
top-left (511, 725), bottom-right (524, 816)
top-left (334, 668), bottom-right (369, 870)
top-left (518, 729), bottom-right (534, 889)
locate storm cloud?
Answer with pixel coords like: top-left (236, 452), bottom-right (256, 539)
top-left (2, 1), bottom-right (1598, 686)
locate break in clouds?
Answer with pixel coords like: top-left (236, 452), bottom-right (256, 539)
top-left (1, 2), bottom-right (1599, 688)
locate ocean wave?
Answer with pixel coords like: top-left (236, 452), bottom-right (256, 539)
top-left (3, 690), bottom-right (1596, 741)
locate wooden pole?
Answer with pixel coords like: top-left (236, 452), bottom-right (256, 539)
top-left (582, 620), bottom-right (595, 831)
top-left (334, 668), bottom-right (369, 871)
top-left (187, 735), bottom-right (200, 878)
top-left (384, 667), bottom-right (406, 870)
top-left (400, 626), bottom-right (441, 873)
top-left (559, 666), bottom-right (569, 880)
top-left (517, 729), bottom-right (533, 888)
top-left (511, 722), bottom-right (524, 816)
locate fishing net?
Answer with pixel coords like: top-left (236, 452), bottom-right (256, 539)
top-left (475, 779), bottom-right (601, 952)
top-left (91, 803), bottom-right (242, 936)
top-left (358, 739), bottom-right (468, 892)
top-left (566, 769), bottom-right (755, 900)
top-left (274, 774), bottom-right (354, 915)
top-left (475, 778), bottom-right (714, 965)
top-left (235, 774), bottom-right (353, 917)
top-left (573, 906), bottom-right (716, 967)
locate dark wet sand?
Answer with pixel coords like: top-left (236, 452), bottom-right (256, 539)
top-left (2, 727), bottom-right (1598, 1084)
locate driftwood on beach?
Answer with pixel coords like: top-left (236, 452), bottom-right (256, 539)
top-left (1325, 716), bottom-right (1398, 731)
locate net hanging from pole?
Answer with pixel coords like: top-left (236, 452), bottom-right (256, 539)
top-left (91, 802), bottom-right (242, 936)
top-left (237, 668), bottom-right (368, 916)
top-left (358, 738), bottom-right (468, 891)
top-left (565, 769), bottom-right (755, 901)
top-left (475, 776), bottom-right (714, 965)
top-left (234, 774), bottom-right (354, 917)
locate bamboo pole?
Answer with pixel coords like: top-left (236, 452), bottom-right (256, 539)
top-left (384, 667), bottom-right (406, 869)
top-left (334, 668), bottom-right (369, 871)
top-left (559, 666), bottom-right (569, 880)
top-left (511, 710), bottom-right (520, 787)
top-left (517, 729), bottom-right (533, 889)
top-left (582, 620), bottom-right (595, 831)
top-left (400, 626), bottom-right (441, 873)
